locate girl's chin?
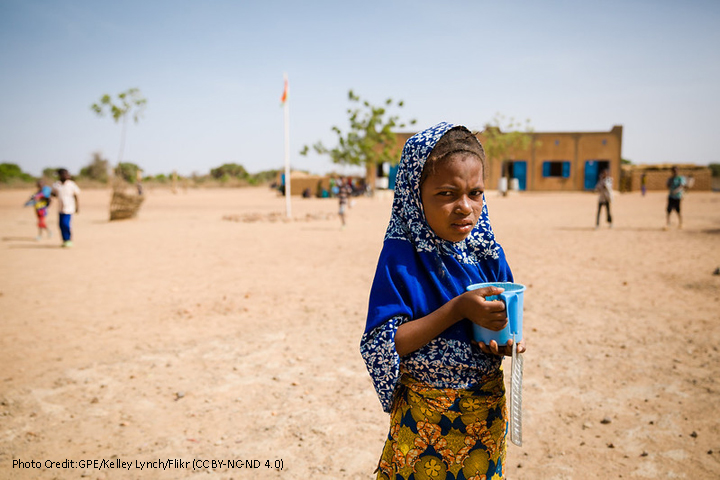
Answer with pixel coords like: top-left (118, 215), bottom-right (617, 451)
top-left (441, 230), bottom-right (473, 243)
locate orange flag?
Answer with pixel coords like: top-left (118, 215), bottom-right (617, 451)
top-left (280, 77), bottom-right (288, 106)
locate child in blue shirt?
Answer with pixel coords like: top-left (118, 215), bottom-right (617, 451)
top-left (361, 122), bottom-right (524, 479)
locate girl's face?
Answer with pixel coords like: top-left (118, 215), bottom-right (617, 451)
top-left (420, 153), bottom-right (484, 243)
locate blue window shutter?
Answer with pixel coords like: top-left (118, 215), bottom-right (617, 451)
top-left (562, 161), bottom-right (571, 178)
top-left (542, 162), bottom-right (550, 177)
top-left (388, 164), bottom-right (399, 190)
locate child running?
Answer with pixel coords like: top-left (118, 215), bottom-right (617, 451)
top-left (360, 122), bottom-right (524, 480)
top-left (24, 180), bottom-right (53, 240)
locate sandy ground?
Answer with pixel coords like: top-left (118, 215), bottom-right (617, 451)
top-left (1, 185), bottom-right (719, 479)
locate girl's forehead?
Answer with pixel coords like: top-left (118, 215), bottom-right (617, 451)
top-left (426, 152), bottom-right (484, 177)
top-left (443, 151), bottom-right (483, 165)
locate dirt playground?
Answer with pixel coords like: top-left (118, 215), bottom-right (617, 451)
top-left (1, 186), bottom-right (719, 479)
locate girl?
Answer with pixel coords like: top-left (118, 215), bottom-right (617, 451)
top-left (24, 180), bottom-right (53, 240)
top-left (361, 122), bottom-right (524, 480)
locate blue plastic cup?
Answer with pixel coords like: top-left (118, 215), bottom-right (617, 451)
top-left (466, 282), bottom-right (525, 346)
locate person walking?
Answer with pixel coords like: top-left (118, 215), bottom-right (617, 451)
top-left (665, 166), bottom-right (686, 229)
top-left (337, 177), bottom-right (350, 228)
top-left (595, 168), bottom-right (613, 229)
top-left (51, 169), bottom-right (80, 247)
top-left (641, 172), bottom-right (647, 196)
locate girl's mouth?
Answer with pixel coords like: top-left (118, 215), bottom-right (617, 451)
top-left (451, 221), bottom-right (474, 232)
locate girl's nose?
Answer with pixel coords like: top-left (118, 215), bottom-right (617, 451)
top-left (455, 196), bottom-right (471, 214)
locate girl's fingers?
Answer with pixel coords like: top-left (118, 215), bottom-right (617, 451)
top-left (485, 299), bottom-right (505, 311)
top-left (475, 286), bottom-right (504, 298)
top-left (480, 307), bottom-right (506, 321)
top-left (477, 339), bottom-right (524, 356)
top-left (488, 318), bottom-right (508, 331)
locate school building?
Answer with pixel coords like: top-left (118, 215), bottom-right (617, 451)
top-left (372, 125), bottom-right (625, 193)
top-left (480, 126), bottom-right (623, 192)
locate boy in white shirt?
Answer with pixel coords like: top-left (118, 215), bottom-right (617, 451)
top-left (51, 169), bottom-right (80, 248)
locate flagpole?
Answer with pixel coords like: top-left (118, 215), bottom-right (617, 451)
top-left (283, 72), bottom-right (291, 218)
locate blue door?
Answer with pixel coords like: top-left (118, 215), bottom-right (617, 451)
top-left (584, 161), bottom-right (598, 190)
top-left (512, 161), bottom-right (527, 190)
top-left (388, 164), bottom-right (399, 190)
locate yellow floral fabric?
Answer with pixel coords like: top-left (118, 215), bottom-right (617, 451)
top-left (376, 371), bottom-right (506, 480)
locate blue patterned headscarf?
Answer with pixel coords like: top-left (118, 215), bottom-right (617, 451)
top-left (365, 122), bottom-right (513, 338)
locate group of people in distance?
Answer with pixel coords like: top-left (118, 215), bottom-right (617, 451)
top-left (24, 168), bottom-right (79, 248)
top-left (594, 165), bottom-right (688, 230)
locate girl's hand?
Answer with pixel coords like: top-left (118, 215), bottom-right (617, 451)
top-left (458, 286), bottom-right (507, 332)
top-left (475, 339), bottom-right (526, 357)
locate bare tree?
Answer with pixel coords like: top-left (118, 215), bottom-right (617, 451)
top-left (91, 88), bottom-right (147, 166)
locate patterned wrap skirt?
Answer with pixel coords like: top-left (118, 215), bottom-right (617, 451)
top-left (376, 370), bottom-right (507, 480)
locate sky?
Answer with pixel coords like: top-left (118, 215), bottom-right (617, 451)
top-left (1, 0), bottom-right (719, 177)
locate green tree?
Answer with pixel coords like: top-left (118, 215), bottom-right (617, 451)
top-left (91, 88), bottom-right (147, 165)
top-left (115, 162), bottom-right (143, 183)
top-left (250, 169), bottom-right (279, 184)
top-left (709, 163), bottom-right (720, 177)
top-left (42, 168), bottom-right (60, 180)
top-left (481, 114), bottom-right (534, 168)
top-left (210, 163), bottom-right (248, 179)
top-left (300, 90), bottom-right (416, 168)
top-left (78, 152), bottom-right (110, 183)
top-left (0, 163), bottom-right (34, 183)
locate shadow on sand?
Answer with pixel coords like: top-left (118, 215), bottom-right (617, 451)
top-left (2, 236), bottom-right (39, 242)
top-left (557, 226), bottom-right (720, 234)
top-left (690, 228), bottom-right (720, 235)
top-left (2, 236), bottom-right (62, 248)
top-left (555, 226), bottom-right (665, 232)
